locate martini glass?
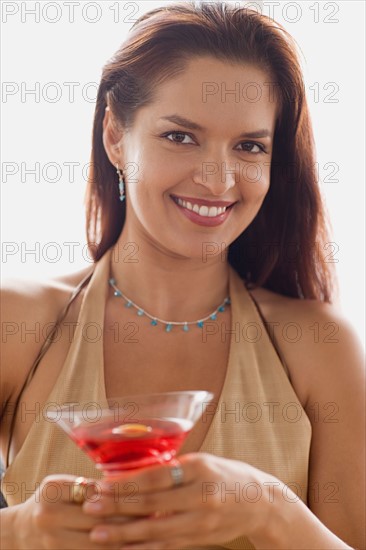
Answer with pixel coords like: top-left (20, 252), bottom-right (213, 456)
top-left (47, 391), bottom-right (214, 478)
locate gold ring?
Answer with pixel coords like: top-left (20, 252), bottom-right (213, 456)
top-left (71, 476), bottom-right (88, 505)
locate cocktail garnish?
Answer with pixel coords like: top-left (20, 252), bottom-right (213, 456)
top-left (112, 423), bottom-right (153, 436)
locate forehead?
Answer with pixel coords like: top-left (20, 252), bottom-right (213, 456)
top-left (144, 56), bottom-right (279, 134)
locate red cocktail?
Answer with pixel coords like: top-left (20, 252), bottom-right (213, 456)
top-left (70, 417), bottom-right (192, 472)
top-left (48, 391), bottom-right (214, 476)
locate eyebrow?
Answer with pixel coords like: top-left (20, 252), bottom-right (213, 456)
top-left (159, 114), bottom-right (272, 139)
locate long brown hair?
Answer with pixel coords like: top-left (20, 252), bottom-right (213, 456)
top-left (86, 1), bottom-right (337, 302)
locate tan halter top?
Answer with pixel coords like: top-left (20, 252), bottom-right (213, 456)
top-left (1, 248), bottom-right (312, 549)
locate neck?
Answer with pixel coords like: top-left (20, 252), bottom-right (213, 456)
top-left (110, 235), bottom-right (231, 323)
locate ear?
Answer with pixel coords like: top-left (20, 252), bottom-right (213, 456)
top-left (102, 107), bottom-right (124, 166)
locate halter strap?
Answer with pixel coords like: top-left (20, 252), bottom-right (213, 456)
top-left (5, 268), bottom-right (95, 469)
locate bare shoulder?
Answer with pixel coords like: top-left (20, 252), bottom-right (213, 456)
top-left (249, 285), bottom-right (365, 408)
top-left (1, 264), bottom-right (93, 322)
top-left (251, 285), bottom-right (365, 545)
top-left (249, 284), bottom-right (338, 322)
top-left (0, 265), bottom-right (93, 409)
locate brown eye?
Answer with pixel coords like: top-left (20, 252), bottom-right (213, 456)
top-left (239, 142), bottom-right (265, 154)
top-left (163, 131), bottom-right (195, 145)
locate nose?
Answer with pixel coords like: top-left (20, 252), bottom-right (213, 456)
top-left (192, 159), bottom-right (239, 196)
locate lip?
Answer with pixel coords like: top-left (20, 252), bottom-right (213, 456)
top-left (171, 196), bottom-right (235, 227)
top-left (170, 194), bottom-right (237, 208)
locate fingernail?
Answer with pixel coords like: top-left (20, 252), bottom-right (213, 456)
top-left (83, 501), bottom-right (103, 513)
top-left (91, 529), bottom-right (109, 541)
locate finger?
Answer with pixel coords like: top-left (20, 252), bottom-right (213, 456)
top-left (43, 501), bottom-right (101, 530)
top-left (46, 529), bottom-right (120, 549)
top-left (90, 511), bottom-right (200, 544)
top-left (100, 453), bottom-right (201, 496)
top-left (120, 541), bottom-right (191, 550)
top-left (120, 543), bottom-right (174, 550)
top-left (40, 474), bottom-right (100, 506)
top-left (46, 502), bottom-right (135, 530)
top-left (83, 484), bottom-right (198, 517)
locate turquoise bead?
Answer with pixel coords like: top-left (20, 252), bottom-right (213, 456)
top-left (109, 278), bottom-right (116, 285)
top-left (125, 301), bottom-right (132, 308)
top-left (197, 321), bottom-right (204, 328)
top-left (210, 313), bottom-right (217, 320)
top-left (114, 290), bottom-right (122, 297)
top-left (218, 305), bottom-right (225, 312)
top-left (151, 319), bottom-right (158, 326)
top-left (166, 323), bottom-right (173, 332)
top-left (137, 309), bottom-right (144, 316)
top-left (183, 324), bottom-right (189, 332)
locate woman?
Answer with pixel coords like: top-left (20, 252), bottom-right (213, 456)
top-left (0, 2), bottom-right (364, 549)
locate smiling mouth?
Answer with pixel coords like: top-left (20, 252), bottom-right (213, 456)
top-left (170, 196), bottom-right (236, 218)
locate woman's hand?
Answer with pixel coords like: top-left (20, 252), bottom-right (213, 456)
top-left (9, 474), bottom-right (124, 549)
top-left (83, 453), bottom-right (277, 549)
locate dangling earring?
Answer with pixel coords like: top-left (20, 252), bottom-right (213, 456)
top-left (116, 163), bottom-right (125, 202)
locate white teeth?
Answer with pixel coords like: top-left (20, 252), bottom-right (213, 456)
top-left (207, 207), bottom-right (218, 217)
top-left (174, 197), bottom-right (227, 217)
top-left (199, 205), bottom-right (209, 216)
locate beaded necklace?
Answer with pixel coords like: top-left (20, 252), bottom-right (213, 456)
top-left (109, 277), bottom-right (230, 333)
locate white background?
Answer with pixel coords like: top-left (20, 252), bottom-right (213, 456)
top-left (1, 1), bottom-right (365, 347)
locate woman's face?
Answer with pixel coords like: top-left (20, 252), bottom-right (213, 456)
top-left (105, 56), bottom-right (278, 260)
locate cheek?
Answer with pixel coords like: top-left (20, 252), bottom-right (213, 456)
top-left (240, 162), bottom-right (271, 201)
top-left (128, 170), bottom-right (168, 226)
